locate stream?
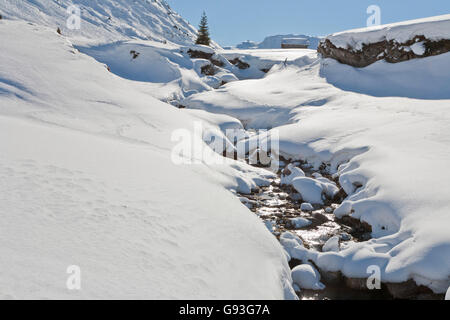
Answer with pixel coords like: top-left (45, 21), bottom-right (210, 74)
top-left (233, 152), bottom-right (443, 300)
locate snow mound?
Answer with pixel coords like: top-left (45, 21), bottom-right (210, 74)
top-left (291, 264), bottom-right (325, 290)
top-left (0, 19), bottom-right (296, 300)
top-left (322, 236), bottom-right (340, 252)
top-left (292, 177), bottom-right (324, 204)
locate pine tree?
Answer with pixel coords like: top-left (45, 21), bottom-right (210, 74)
top-left (196, 11), bottom-right (211, 46)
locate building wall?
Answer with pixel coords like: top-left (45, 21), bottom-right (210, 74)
top-left (281, 44), bottom-right (309, 49)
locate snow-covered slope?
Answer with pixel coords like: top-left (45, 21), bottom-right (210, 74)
top-left (183, 47), bottom-right (450, 293)
top-left (0, 0), bottom-right (198, 45)
top-left (0, 19), bottom-right (296, 299)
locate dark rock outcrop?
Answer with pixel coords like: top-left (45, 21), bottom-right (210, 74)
top-left (187, 49), bottom-right (224, 67)
top-left (228, 57), bottom-right (250, 70)
top-left (200, 64), bottom-right (217, 76)
top-left (318, 35), bottom-right (450, 68)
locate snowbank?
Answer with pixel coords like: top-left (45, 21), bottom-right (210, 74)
top-left (0, 20), bottom-right (296, 299)
top-left (324, 14), bottom-right (450, 50)
top-left (319, 15), bottom-right (450, 67)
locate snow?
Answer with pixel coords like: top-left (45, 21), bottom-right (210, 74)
top-left (290, 217), bottom-right (312, 229)
top-left (0, 0), bottom-right (202, 46)
top-left (280, 232), bottom-right (303, 249)
top-left (281, 164), bottom-right (305, 185)
top-left (3, 0), bottom-right (450, 298)
top-left (410, 42), bottom-right (426, 56)
top-left (291, 264), bottom-right (325, 290)
top-left (321, 54), bottom-right (450, 99)
top-left (0, 19), bottom-right (296, 299)
top-left (300, 203), bottom-right (314, 212)
top-left (324, 14), bottom-right (450, 50)
top-left (292, 177), bottom-right (324, 205)
top-left (182, 22), bottom-right (450, 292)
top-left (322, 236), bottom-right (340, 253)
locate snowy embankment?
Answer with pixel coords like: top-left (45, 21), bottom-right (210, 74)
top-left (318, 14), bottom-right (450, 67)
top-left (0, 20), bottom-right (296, 299)
top-left (183, 31), bottom-right (450, 292)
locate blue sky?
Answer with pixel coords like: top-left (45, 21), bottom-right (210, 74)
top-left (166, 0), bottom-right (450, 46)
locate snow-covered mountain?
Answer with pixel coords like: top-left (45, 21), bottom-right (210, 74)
top-left (0, 0), bottom-right (198, 45)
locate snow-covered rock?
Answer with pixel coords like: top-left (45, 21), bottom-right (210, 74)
top-left (322, 236), bottom-right (340, 252)
top-left (291, 177), bottom-right (324, 204)
top-left (291, 264), bottom-right (325, 290)
top-left (300, 203), bottom-right (314, 212)
top-left (318, 14), bottom-right (450, 67)
top-left (279, 232), bottom-right (303, 249)
top-left (289, 217), bottom-right (312, 229)
top-left (281, 164), bottom-right (305, 185)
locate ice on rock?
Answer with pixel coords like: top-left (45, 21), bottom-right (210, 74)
top-left (322, 236), bottom-right (340, 252)
top-left (300, 203), bottom-right (314, 212)
top-left (291, 264), bottom-right (325, 290)
top-left (292, 177), bottom-right (324, 204)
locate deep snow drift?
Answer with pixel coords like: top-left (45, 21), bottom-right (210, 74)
top-left (183, 42), bottom-right (450, 293)
top-left (0, 19), bottom-right (296, 299)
